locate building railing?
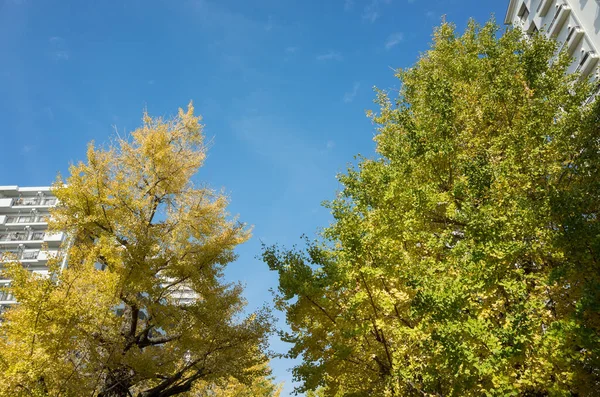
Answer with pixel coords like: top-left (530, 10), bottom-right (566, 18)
top-left (0, 231), bottom-right (45, 242)
top-left (536, 0), bottom-right (552, 16)
top-left (565, 25), bottom-right (577, 43)
top-left (547, 5), bottom-right (561, 31)
top-left (575, 51), bottom-right (598, 77)
top-left (556, 25), bottom-right (578, 55)
top-left (12, 197), bottom-right (56, 206)
top-left (548, 3), bottom-right (570, 37)
top-left (5, 215), bottom-right (46, 224)
top-left (21, 250), bottom-right (40, 260)
top-left (0, 249), bottom-right (40, 262)
top-left (576, 53), bottom-right (590, 74)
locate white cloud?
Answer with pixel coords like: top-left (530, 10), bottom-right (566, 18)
top-left (283, 46), bottom-right (298, 62)
top-left (265, 15), bottom-right (274, 31)
top-left (344, 0), bottom-right (354, 11)
top-left (316, 51), bottom-right (343, 61)
top-left (326, 140), bottom-right (335, 149)
top-left (189, 1), bottom-right (268, 55)
top-left (363, 1), bottom-right (379, 23)
top-left (385, 32), bottom-right (404, 50)
top-left (43, 107), bottom-right (54, 120)
top-left (49, 36), bottom-right (70, 61)
top-left (343, 82), bottom-right (360, 103)
top-left (362, 0), bottom-right (391, 23)
top-left (52, 51), bottom-right (70, 61)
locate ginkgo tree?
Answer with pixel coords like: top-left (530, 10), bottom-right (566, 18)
top-left (264, 20), bottom-right (600, 396)
top-left (0, 103), bottom-right (273, 397)
top-left (188, 362), bottom-right (282, 397)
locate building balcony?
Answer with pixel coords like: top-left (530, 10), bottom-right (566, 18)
top-left (0, 198), bottom-right (12, 208)
top-left (548, 4), bottom-right (571, 37)
top-left (564, 26), bottom-right (585, 55)
top-left (44, 232), bottom-right (65, 243)
top-left (0, 197), bottom-right (57, 213)
top-left (11, 197), bottom-right (57, 207)
top-left (0, 248), bottom-right (59, 263)
top-left (36, 250), bottom-right (60, 261)
top-left (0, 231), bottom-right (62, 247)
top-left (0, 231), bottom-right (46, 243)
top-left (0, 249), bottom-right (40, 262)
top-left (3, 214), bottom-right (47, 225)
top-left (576, 51), bottom-right (599, 79)
top-left (536, 0), bottom-right (553, 17)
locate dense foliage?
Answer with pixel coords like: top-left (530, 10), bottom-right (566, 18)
top-left (0, 104), bottom-right (273, 397)
top-left (265, 21), bottom-right (600, 396)
top-left (188, 362), bottom-right (282, 397)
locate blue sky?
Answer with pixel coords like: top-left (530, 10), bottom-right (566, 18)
top-left (1, 0), bottom-right (507, 394)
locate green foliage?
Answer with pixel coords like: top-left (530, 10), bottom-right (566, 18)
top-left (0, 104), bottom-right (273, 397)
top-left (264, 20), bottom-right (600, 396)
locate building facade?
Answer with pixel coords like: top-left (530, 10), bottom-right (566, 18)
top-left (0, 186), bottom-right (195, 307)
top-left (0, 186), bottom-right (65, 306)
top-left (505, 0), bottom-right (600, 86)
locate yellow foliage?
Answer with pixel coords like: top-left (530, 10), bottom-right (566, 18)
top-left (0, 103), bottom-right (272, 397)
top-left (187, 362), bottom-right (282, 397)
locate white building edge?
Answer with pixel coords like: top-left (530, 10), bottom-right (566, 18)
top-left (505, 0), bottom-right (600, 94)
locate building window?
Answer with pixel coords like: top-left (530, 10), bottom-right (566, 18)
top-left (566, 26), bottom-right (576, 43)
top-left (32, 231), bottom-right (45, 240)
top-left (21, 250), bottom-right (40, 260)
top-left (518, 3), bottom-right (530, 21)
top-left (576, 52), bottom-right (591, 73)
top-left (528, 21), bottom-right (538, 35)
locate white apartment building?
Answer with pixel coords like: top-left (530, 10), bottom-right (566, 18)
top-left (505, 0), bottom-right (600, 87)
top-left (0, 186), bottom-right (65, 306)
top-left (0, 185), bottom-right (197, 308)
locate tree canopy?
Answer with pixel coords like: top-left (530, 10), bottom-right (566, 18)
top-left (0, 103), bottom-right (273, 397)
top-left (188, 362), bottom-right (282, 397)
top-left (264, 21), bottom-right (600, 396)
